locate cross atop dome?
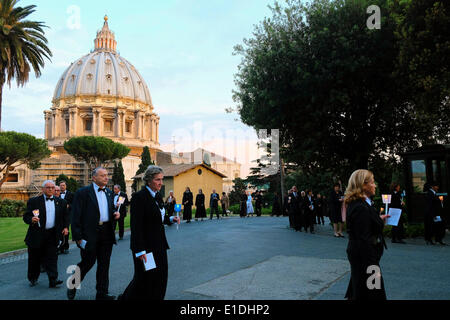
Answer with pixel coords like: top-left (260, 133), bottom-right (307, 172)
top-left (94, 15), bottom-right (117, 52)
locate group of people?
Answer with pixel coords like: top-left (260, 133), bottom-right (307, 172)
top-left (276, 186), bottom-right (328, 234)
top-left (238, 190), bottom-right (263, 217)
top-left (23, 169), bottom-right (135, 299)
top-left (164, 188), bottom-right (230, 223)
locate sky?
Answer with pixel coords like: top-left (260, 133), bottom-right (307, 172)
top-left (2, 0), bottom-right (278, 177)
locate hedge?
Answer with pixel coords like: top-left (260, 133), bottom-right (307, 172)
top-left (0, 199), bottom-right (27, 217)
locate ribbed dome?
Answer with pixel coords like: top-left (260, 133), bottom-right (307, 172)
top-left (52, 16), bottom-right (153, 108)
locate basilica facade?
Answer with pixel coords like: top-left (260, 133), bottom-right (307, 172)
top-left (0, 17), bottom-right (161, 199)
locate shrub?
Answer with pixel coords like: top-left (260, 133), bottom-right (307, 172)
top-left (0, 199), bottom-right (27, 217)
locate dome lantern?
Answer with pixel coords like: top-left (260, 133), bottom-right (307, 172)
top-left (94, 15), bottom-right (117, 52)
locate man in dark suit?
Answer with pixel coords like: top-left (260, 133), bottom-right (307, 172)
top-left (23, 180), bottom-right (69, 288)
top-left (58, 181), bottom-right (74, 254)
top-left (113, 185), bottom-right (129, 240)
top-left (425, 181), bottom-right (446, 245)
top-left (209, 189), bottom-right (220, 220)
top-left (254, 191), bottom-right (263, 217)
top-left (304, 190), bottom-right (315, 233)
top-left (67, 167), bottom-right (120, 300)
top-left (119, 165), bottom-right (180, 300)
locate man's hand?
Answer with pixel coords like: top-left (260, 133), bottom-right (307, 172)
top-left (139, 254), bottom-right (147, 263)
top-left (114, 212), bottom-right (120, 220)
top-left (62, 228), bottom-right (69, 236)
top-left (77, 240), bottom-right (82, 246)
top-left (173, 216), bottom-right (180, 224)
top-left (31, 217), bottom-right (40, 224)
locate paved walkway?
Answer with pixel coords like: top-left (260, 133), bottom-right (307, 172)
top-left (1, 216), bottom-right (449, 300)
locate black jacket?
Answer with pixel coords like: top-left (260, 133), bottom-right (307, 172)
top-left (182, 191), bottom-right (193, 207)
top-left (71, 184), bottom-right (117, 251)
top-left (130, 188), bottom-right (173, 255)
top-left (113, 191), bottom-right (129, 217)
top-left (345, 198), bottom-right (387, 300)
top-left (210, 193), bottom-right (219, 208)
top-left (425, 189), bottom-right (441, 219)
top-left (23, 195), bottom-right (69, 248)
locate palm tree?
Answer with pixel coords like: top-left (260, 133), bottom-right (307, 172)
top-left (0, 0), bottom-right (52, 130)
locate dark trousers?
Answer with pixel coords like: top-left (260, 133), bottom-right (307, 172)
top-left (391, 216), bottom-right (404, 241)
top-left (114, 216), bottom-right (126, 239)
top-left (76, 223), bottom-right (114, 295)
top-left (316, 211), bottom-right (325, 224)
top-left (255, 205), bottom-right (262, 216)
top-left (210, 206), bottom-right (220, 219)
top-left (28, 228), bottom-right (58, 282)
top-left (304, 211), bottom-right (315, 232)
top-left (221, 205), bottom-right (227, 216)
top-left (424, 215), bottom-right (434, 241)
top-left (120, 250), bottom-right (168, 300)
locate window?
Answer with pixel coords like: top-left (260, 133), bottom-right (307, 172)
top-left (5, 173), bottom-right (18, 183)
top-left (65, 119), bottom-right (70, 133)
top-left (125, 121), bottom-right (132, 133)
top-left (411, 160), bottom-right (426, 193)
top-left (84, 119), bottom-right (92, 132)
top-left (197, 169), bottom-right (202, 175)
top-left (104, 120), bottom-right (113, 132)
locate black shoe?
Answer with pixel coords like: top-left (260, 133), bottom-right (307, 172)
top-left (67, 288), bottom-right (77, 300)
top-left (49, 280), bottom-right (63, 288)
top-left (119, 237), bottom-right (123, 241)
top-left (96, 293), bottom-right (116, 300)
top-left (29, 280), bottom-right (38, 287)
top-left (117, 294), bottom-right (123, 300)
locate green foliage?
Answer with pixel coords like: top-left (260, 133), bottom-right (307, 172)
top-left (228, 178), bottom-right (247, 205)
top-left (0, 199), bottom-right (26, 217)
top-left (233, 0), bottom-right (450, 183)
top-left (0, 131), bottom-right (51, 189)
top-left (0, 0), bottom-right (52, 130)
top-left (55, 174), bottom-right (79, 193)
top-left (132, 146), bottom-right (154, 192)
top-left (64, 136), bottom-right (130, 173)
top-left (112, 160), bottom-right (126, 191)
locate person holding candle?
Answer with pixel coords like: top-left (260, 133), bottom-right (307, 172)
top-left (23, 180), bottom-right (69, 288)
top-left (344, 169), bottom-right (390, 300)
top-left (119, 165), bottom-right (179, 300)
top-left (389, 183), bottom-right (406, 244)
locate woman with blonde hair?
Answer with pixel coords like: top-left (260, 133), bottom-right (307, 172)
top-left (344, 169), bottom-right (390, 300)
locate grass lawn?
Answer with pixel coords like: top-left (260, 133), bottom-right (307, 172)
top-left (0, 215), bottom-right (131, 255)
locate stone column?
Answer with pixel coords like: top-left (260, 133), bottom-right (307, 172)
top-left (44, 111), bottom-right (51, 140)
top-left (148, 115), bottom-right (153, 141)
top-left (135, 110), bottom-right (142, 139)
top-left (92, 108), bottom-right (101, 136)
top-left (156, 117), bottom-right (159, 143)
top-left (69, 108), bottom-right (77, 137)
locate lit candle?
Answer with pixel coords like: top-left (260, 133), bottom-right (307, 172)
top-left (33, 209), bottom-right (40, 228)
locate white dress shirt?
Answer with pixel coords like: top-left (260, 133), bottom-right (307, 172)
top-left (60, 192), bottom-right (66, 199)
top-left (44, 195), bottom-right (56, 229)
top-left (114, 193), bottom-right (120, 207)
top-left (93, 183), bottom-right (109, 223)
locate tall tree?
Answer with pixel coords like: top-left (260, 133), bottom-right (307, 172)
top-left (0, 0), bottom-right (52, 130)
top-left (64, 136), bottom-right (130, 177)
top-left (112, 160), bottom-right (126, 192)
top-left (232, 0), bottom-right (449, 182)
top-left (55, 173), bottom-right (79, 193)
top-left (131, 146), bottom-right (154, 192)
top-left (0, 131), bottom-right (51, 189)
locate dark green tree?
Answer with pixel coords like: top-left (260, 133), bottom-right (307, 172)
top-left (228, 177), bottom-right (248, 206)
top-left (0, 131), bottom-right (51, 189)
top-left (112, 160), bottom-right (126, 192)
top-left (0, 0), bottom-right (52, 130)
top-left (131, 146), bottom-right (154, 192)
top-left (64, 136), bottom-right (130, 174)
top-left (55, 174), bottom-right (79, 193)
top-left (232, 0), bottom-right (449, 183)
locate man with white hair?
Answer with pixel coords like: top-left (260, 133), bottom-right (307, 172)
top-left (23, 180), bottom-right (69, 288)
top-left (68, 167), bottom-right (120, 300)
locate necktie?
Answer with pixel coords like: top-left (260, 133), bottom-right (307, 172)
top-left (46, 197), bottom-right (54, 201)
top-left (98, 188), bottom-right (106, 192)
top-left (61, 192), bottom-right (65, 195)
